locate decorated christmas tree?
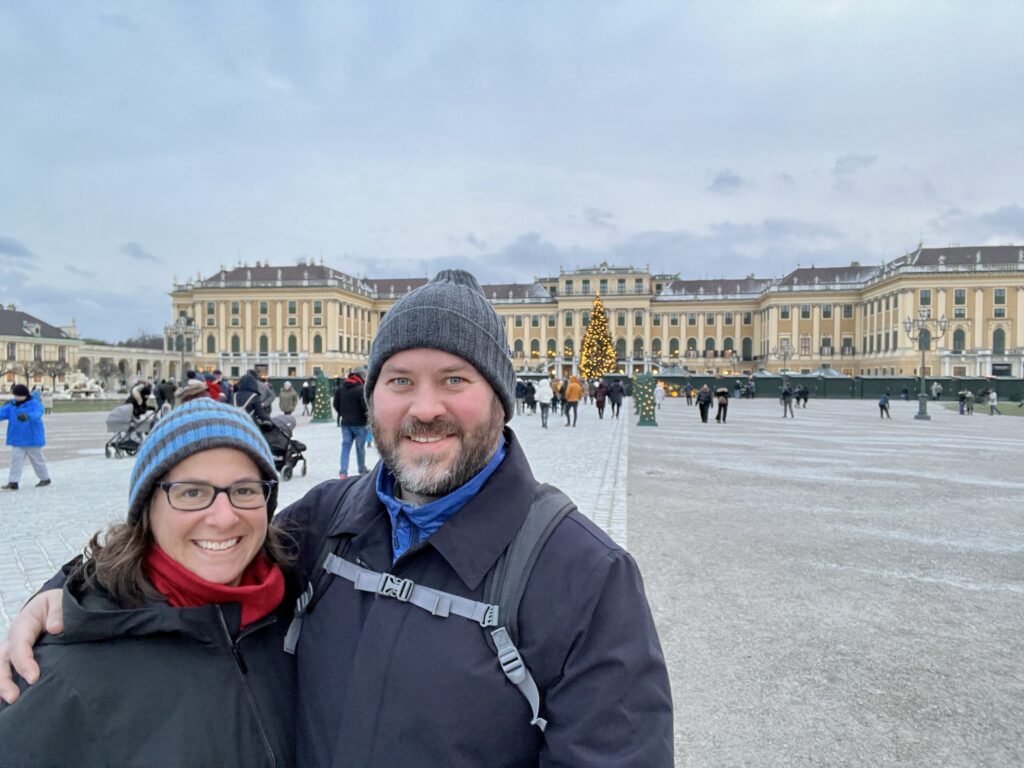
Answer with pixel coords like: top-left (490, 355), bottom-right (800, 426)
top-left (311, 372), bottom-right (334, 423)
top-left (579, 295), bottom-right (617, 380)
top-left (633, 373), bottom-right (658, 427)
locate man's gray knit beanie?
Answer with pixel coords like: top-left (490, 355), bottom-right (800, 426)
top-left (365, 269), bottom-right (516, 422)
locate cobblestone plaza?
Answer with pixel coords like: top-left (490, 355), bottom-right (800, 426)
top-left (1, 398), bottom-right (1021, 765)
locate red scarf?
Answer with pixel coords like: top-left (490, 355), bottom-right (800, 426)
top-left (144, 545), bottom-right (285, 628)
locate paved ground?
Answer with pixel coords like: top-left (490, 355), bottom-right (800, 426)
top-left (630, 396), bottom-right (1024, 767)
top-left (1, 397), bottom-right (1021, 766)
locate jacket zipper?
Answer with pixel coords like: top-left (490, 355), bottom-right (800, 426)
top-left (217, 607), bottom-right (277, 768)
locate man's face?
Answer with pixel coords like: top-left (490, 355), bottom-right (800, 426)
top-left (370, 348), bottom-right (504, 500)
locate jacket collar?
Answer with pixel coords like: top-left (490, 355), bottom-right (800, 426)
top-left (326, 429), bottom-right (536, 591)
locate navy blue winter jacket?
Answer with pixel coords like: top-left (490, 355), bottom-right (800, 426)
top-left (277, 429), bottom-right (673, 767)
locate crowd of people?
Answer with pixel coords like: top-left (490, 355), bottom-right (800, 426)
top-left (512, 375), bottom-right (627, 427)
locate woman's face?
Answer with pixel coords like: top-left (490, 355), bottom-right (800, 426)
top-left (148, 447), bottom-right (268, 586)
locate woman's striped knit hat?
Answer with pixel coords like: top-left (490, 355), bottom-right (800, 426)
top-left (128, 399), bottom-right (278, 524)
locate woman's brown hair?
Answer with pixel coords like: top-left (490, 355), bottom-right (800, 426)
top-left (76, 499), bottom-right (295, 608)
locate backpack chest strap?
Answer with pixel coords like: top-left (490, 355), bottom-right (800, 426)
top-left (323, 554), bottom-right (500, 628)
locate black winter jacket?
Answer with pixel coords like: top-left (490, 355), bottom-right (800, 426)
top-left (0, 572), bottom-right (296, 768)
top-left (277, 429), bottom-right (673, 767)
top-left (332, 376), bottom-right (368, 427)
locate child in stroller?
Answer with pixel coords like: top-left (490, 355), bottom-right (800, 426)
top-left (259, 414), bottom-right (307, 480)
top-left (104, 403), bottom-right (159, 459)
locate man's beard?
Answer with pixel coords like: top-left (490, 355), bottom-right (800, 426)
top-left (370, 397), bottom-right (505, 498)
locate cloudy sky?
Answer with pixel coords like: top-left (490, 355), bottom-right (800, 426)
top-left (1, 1), bottom-right (1022, 342)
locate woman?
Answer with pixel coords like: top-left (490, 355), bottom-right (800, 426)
top-left (0, 399), bottom-right (296, 768)
top-left (278, 380), bottom-right (299, 415)
top-left (594, 380), bottom-right (609, 419)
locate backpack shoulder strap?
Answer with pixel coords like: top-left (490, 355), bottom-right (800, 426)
top-left (482, 482), bottom-right (576, 732)
top-left (283, 477), bottom-right (361, 653)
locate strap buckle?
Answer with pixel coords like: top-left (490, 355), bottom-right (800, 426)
top-left (479, 603), bottom-right (499, 628)
top-left (377, 573), bottom-right (414, 602)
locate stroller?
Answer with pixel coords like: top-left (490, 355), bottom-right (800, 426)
top-left (258, 414), bottom-right (307, 480)
top-left (105, 404), bottom-right (159, 459)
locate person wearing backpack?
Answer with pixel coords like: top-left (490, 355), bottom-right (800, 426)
top-left (0, 269), bottom-right (673, 768)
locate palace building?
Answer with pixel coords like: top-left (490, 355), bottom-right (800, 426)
top-left (168, 245), bottom-right (1024, 381)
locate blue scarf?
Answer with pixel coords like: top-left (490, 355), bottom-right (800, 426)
top-left (376, 440), bottom-right (507, 562)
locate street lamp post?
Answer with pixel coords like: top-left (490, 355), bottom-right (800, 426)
top-left (164, 317), bottom-right (200, 380)
top-left (903, 308), bottom-right (948, 421)
top-left (771, 343), bottom-right (794, 387)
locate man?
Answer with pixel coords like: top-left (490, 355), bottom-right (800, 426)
top-left (607, 378), bottom-right (625, 418)
top-left (781, 384), bottom-right (795, 418)
top-left (335, 367), bottom-right (369, 479)
top-left (0, 270), bottom-right (672, 767)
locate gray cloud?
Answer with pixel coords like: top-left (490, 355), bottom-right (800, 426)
top-left (120, 242), bottom-right (161, 263)
top-left (706, 169), bottom-right (745, 195)
top-left (927, 202), bottom-right (1024, 243)
top-left (65, 264), bottom-right (96, 279)
top-left (0, 236), bottom-right (33, 259)
top-left (979, 204), bottom-right (1024, 235)
top-left (832, 153), bottom-right (877, 177)
top-left (584, 207), bottom-right (616, 230)
top-left (464, 233), bottom-right (487, 251)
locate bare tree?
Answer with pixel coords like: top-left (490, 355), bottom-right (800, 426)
top-left (14, 361), bottom-right (42, 386)
top-left (39, 360), bottom-right (71, 391)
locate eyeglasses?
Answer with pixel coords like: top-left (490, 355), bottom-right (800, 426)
top-left (156, 480), bottom-right (276, 512)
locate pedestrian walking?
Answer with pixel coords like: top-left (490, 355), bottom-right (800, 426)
top-left (594, 380), bottom-right (608, 419)
top-left (654, 382), bottom-right (665, 409)
top-left (781, 384), bottom-right (795, 418)
top-left (299, 380), bottom-right (314, 415)
top-left (0, 385), bottom-right (51, 490)
top-left (524, 381), bottom-right (536, 414)
top-left (965, 390), bottom-right (975, 415)
top-left (879, 392), bottom-right (891, 418)
top-left (336, 368), bottom-right (369, 478)
top-left (988, 389), bottom-right (1002, 415)
top-left (714, 387), bottom-right (729, 423)
top-left (607, 378), bottom-right (625, 419)
top-left (685, 384), bottom-right (693, 406)
top-left (515, 379), bottom-right (526, 415)
top-left (278, 380), bottom-right (299, 415)
top-left (40, 388), bottom-right (53, 416)
top-left (797, 386), bottom-right (809, 408)
top-left (931, 381), bottom-right (943, 401)
top-left (535, 377), bottom-right (554, 428)
top-left (696, 384), bottom-right (712, 423)
top-left (563, 375), bottom-right (582, 426)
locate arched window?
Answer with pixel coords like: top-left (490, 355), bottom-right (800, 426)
top-left (686, 337), bottom-right (697, 351)
top-left (547, 339), bottom-right (557, 357)
top-left (632, 338), bottom-right (644, 358)
top-left (259, 335), bottom-right (269, 354)
top-left (615, 338), bottom-right (626, 359)
top-left (288, 335), bottom-right (297, 354)
top-left (723, 337), bottom-right (734, 351)
top-left (231, 335), bottom-right (240, 354)
top-left (669, 338), bottom-right (680, 357)
top-left (563, 338), bottom-right (574, 357)
top-left (530, 339), bottom-right (540, 358)
top-left (741, 337), bottom-right (753, 361)
top-left (704, 337), bottom-right (715, 352)
top-left (652, 338), bottom-right (662, 356)
top-left (313, 335), bottom-right (323, 354)
top-left (993, 328), bottom-right (1006, 354)
top-left (207, 335), bottom-right (216, 354)
top-left (513, 339), bottom-right (524, 357)
top-left (952, 329), bottom-right (965, 352)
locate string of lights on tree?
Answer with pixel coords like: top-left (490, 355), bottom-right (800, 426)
top-left (633, 373), bottom-right (658, 427)
top-left (579, 295), bottom-right (617, 380)
top-left (311, 372), bottom-right (334, 423)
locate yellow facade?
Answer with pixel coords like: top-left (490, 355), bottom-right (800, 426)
top-left (169, 247), bottom-right (1024, 380)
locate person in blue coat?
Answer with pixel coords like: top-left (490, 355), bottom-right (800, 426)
top-left (0, 384), bottom-right (50, 490)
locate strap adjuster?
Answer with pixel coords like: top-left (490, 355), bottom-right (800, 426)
top-left (378, 573), bottom-right (414, 602)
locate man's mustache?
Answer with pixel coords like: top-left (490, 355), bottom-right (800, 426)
top-left (398, 418), bottom-right (463, 439)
